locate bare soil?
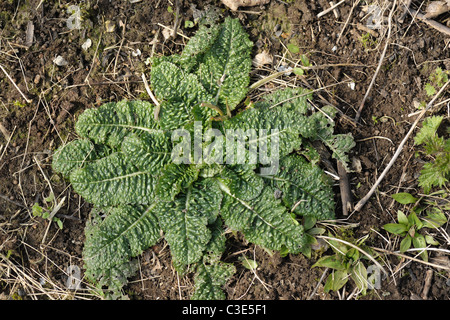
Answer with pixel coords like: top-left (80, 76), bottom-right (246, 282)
top-left (0, 0), bottom-right (449, 301)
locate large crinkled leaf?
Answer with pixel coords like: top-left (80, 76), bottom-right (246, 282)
top-left (70, 152), bottom-right (157, 207)
top-left (191, 262), bottom-right (236, 300)
top-left (204, 219), bottom-right (227, 258)
top-left (263, 154), bottom-right (335, 220)
top-left (220, 165), bottom-right (263, 201)
top-left (151, 61), bottom-right (212, 105)
top-left (158, 181), bottom-right (222, 266)
top-left (83, 205), bottom-right (161, 292)
top-left (157, 179), bottom-right (222, 267)
top-left (257, 86), bottom-right (312, 115)
top-left (121, 132), bottom-right (172, 171)
top-left (155, 163), bottom-right (200, 202)
top-left (151, 61), bottom-right (217, 130)
top-left (196, 17), bottom-right (253, 112)
top-left (189, 178), bottom-right (223, 224)
top-left (178, 23), bottom-right (221, 72)
top-left (52, 139), bottom-right (109, 178)
top-left (75, 100), bottom-right (160, 148)
top-left (222, 88), bottom-right (315, 160)
top-left (220, 184), bottom-right (305, 254)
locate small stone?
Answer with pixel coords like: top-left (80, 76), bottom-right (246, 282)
top-left (53, 55), bottom-right (68, 66)
top-left (81, 38), bottom-right (92, 51)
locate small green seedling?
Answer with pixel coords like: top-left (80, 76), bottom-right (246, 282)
top-left (359, 32), bottom-right (377, 50)
top-left (312, 234), bottom-right (375, 295)
top-left (298, 216), bottom-right (326, 259)
top-left (425, 67), bottom-right (449, 97)
top-left (293, 54), bottom-right (311, 77)
top-left (239, 255), bottom-right (258, 271)
top-left (383, 193), bottom-right (447, 261)
top-left (184, 20), bottom-right (194, 29)
top-left (32, 193), bottom-right (64, 229)
top-left (414, 116), bottom-right (450, 193)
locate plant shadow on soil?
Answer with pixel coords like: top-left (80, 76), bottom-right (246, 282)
top-left (0, 0), bottom-right (449, 300)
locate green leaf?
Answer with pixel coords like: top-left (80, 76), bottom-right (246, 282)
top-left (32, 203), bottom-right (43, 217)
top-left (324, 269), bottom-right (348, 292)
top-left (392, 193), bottom-right (419, 205)
top-left (220, 184), bottom-right (305, 254)
top-left (424, 83), bottom-right (436, 96)
top-left (70, 152), bottom-right (158, 207)
top-left (155, 163), bottom-right (200, 202)
top-left (300, 54), bottom-right (310, 67)
top-left (293, 67), bottom-right (304, 76)
top-left (399, 235), bottom-right (412, 252)
top-left (350, 261), bottom-right (368, 295)
top-left (414, 116), bottom-right (443, 146)
top-left (157, 178), bottom-right (222, 266)
top-left (83, 205), bottom-right (161, 290)
top-left (303, 216), bottom-right (317, 230)
top-left (419, 161), bottom-right (448, 194)
top-left (397, 210), bottom-right (409, 226)
top-left (191, 262), bottom-right (236, 300)
top-left (239, 256), bottom-right (258, 270)
top-left (56, 218), bottom-right (64, 230)
top-left (263, 154), bottom-right (335, 220)
top-left (346, 248), bottom-right (360, 262)
top-left (222, 87), bottom-right (314, 160)
top-left (151, 61), bottom-right (211, 105)
top-left (190, 178), bottom-right (223, 223)
top-left (287, 43), bottom-right (299, 54)
top-left (151, 61), bottom-right (216, 130)
top-left (158, 190), bottom-right (212, 266)
top-left (422, 207), bottom-right (447, 229)
top-left (75, 100), bottom-right (160, 148)
top-left (312, 255), bottom-right (346, 270)
top-left (184, 20), bottom-right (194, 29)
top-left (220, 165), bottom-right (264, 201)
top-left (178, 24), bottom-right (221, 72)
top-left (412, 234), bottom-right (428, 261)
top-left (308, 227), bottom-right (325, 236)
top-left (52, 139), bottom-right (109, 178)
top-left (425, 235), bottom-right (439, 246)
top-left (383, 223), bottom-right (408, 235)
top-left (121, 132), bottom-right (172, 171)
top-left (408, 211), bottom-right (423, 230)
top-left (196, 17), bottom-right (253, 112)
top-left (319, 133), bottom-right (356, 170)
top-left (204, 219), bottom-right (227, 257)
top-left (309, 106), bottom-right (355, 170)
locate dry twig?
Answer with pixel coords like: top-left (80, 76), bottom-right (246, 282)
top-left (317, 0), bottom-right (345, 18)
top-left (407, 7), bottom-right (450, 37)
top-left (421, 269), bottom-right (433, 300)
top-left (337, 161), bottom-right (353, 216)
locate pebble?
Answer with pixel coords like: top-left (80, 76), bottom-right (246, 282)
top-left (53, 55), bottom-right (68, 66)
